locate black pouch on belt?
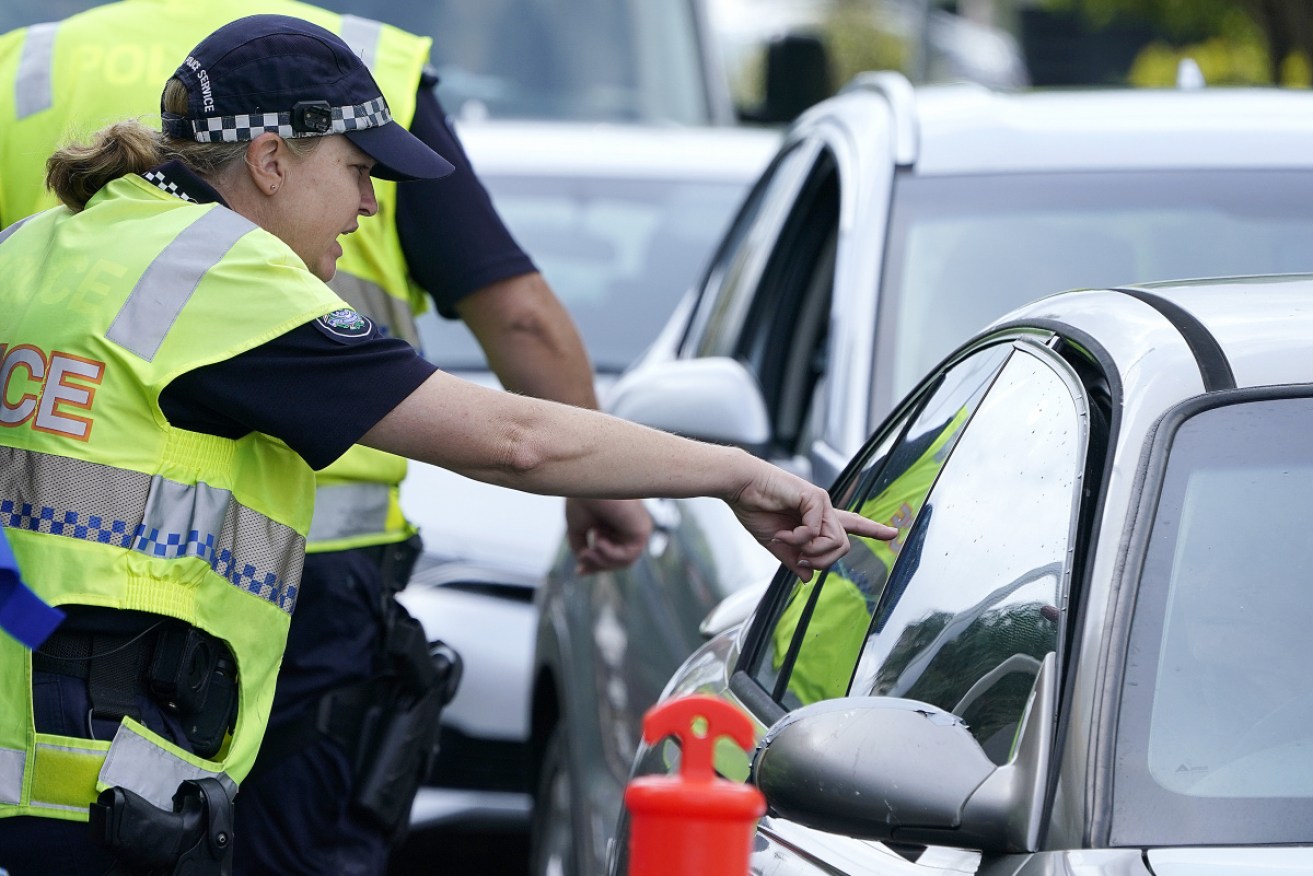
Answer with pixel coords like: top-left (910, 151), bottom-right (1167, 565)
top-left (146, 625), bottom-right (238, 760)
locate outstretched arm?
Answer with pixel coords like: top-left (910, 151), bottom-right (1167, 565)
top-left (360, 370), bottom-right (896, 579)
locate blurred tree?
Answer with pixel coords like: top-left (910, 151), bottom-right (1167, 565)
top-left (1046, 0), bottom-right (1313, 85)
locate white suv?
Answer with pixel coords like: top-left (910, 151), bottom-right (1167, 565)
top-left (528, 71), bottom-right (1313, 876)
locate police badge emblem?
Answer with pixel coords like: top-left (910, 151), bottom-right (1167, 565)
top-left (317, 308), bottom-right (373, 338)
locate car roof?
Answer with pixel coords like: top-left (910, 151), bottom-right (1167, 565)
top-left (898, 85), bottom-right (1313, 174)
top-left (1006, 274), bottom-right (1313, 405)
top-left (450, 119), bottom-right (781, 182)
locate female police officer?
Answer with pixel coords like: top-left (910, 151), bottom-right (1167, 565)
top-left (0, 13), bottom-right (894, 874)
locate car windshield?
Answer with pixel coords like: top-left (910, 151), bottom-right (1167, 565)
top-left (417, 173), bottom-right (750, 374)
top-left (1, 0), bottom-right (714, 125)
top-left (878, 170), bottom-right (1313, 406)
top-left (1114, 395), bottom-right (1313, 846)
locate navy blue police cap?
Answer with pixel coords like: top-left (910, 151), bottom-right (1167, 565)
top-left (161, 14), bottom-right (454, 182)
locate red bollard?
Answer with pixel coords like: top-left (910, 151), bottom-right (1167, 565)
top-left (624, 694), bottom-right (766, 876)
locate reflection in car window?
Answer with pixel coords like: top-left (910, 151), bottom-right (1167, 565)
top-left (1114, 396), bottom-right (1313, 846)
top-left (752, 343), bottom-right (1012, 706)
top-left (878, 170), bottom-right (1313, 408)
top-left (848, 349), bottom-right (1081, 764)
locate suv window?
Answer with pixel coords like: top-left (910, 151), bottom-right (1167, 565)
top-left (750, 342), bottom-right (1011, 704)
top-left (750, 341), bottom-right (1086, 765)
top-left (691, 144), bottom-right (841, 459)
top-left (686, 140), bottom-right (821, 359)
top-left (1114, 394), bottom-right (1313, 846)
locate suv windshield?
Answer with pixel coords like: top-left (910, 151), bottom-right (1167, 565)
top-left (1, 0), bottom-right (719, 124)
top-left (417, 171), bottom-right (751, 374)
top-left (879, 170), bottom-right (1313, 404)
top-left (1114, 395), bottom-right (1313, 845)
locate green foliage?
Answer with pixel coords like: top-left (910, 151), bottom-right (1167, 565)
top-left (1129, 37), bottom-right (1276, 86)
top-left (1042, 0), bottom-right (1313, 85)
top-left (1042, 0), bottom-right (1253, 41)
top-left (818, 0), bottom-right (910, 88)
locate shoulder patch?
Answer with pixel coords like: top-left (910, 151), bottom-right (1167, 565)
top-left (316, 308), bottom-right (374, 340)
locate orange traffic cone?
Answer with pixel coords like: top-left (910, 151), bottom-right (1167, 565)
top-left (624, 694), bottom-right (766, 876)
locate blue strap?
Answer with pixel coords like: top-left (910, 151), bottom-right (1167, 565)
top-left (0, 529), bottom-right (64, 649)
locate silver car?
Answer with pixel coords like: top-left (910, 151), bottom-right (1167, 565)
top-left (614, 274), bottom-right (1313, 874)
top-left (529, 73), bottom-right (1313, 876)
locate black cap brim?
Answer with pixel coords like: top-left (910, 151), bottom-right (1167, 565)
top-left (345, 122), bottom-right (454, 182)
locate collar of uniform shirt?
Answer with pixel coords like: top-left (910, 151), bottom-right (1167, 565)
top-left (138, 159), bottom-right (227, 207)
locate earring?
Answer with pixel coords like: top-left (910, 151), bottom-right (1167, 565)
top-left (270, 184), bottom-right (278, 192)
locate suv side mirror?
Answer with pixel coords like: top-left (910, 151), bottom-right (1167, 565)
top-left (606, 357), bottom-right (771, 451)
top-left (751, 653), bottom-right (1056, 853)
top-left (740, 33), bottom-right (833, 125)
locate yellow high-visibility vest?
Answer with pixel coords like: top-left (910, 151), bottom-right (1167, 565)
top-left (0, 172), bottom-right (345, 821)
top-left (0, 0), bottom-right (432, 553)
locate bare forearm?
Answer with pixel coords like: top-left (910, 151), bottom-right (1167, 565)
top-left (363, 371), bottom-right (900, 581)
top-left (361, 370), bottom-right (748, 500)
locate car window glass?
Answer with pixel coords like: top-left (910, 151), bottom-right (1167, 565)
top-left (734, 154), bottom-right (839, 455)
top-left (878, 170), bottom-right (1313, 411)
top-left (750, 343), bottom-right (1013, 706)
top-left (849, 348), bottom-right (1081, 764)
top-left (688, 140), bottom-right (821, 358)
top-left (1114, 396), bottom-right (1313, 846)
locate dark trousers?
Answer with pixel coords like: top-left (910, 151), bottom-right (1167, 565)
top-left (232, 548), bottom-right (392, 876)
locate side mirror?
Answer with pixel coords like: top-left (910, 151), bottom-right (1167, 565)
top-left (751, 653), bottom-right (1056, 853)
top-left (740, 33), bottom-right (833, 125)
top-left (607, 357), bottom-right (771, 451)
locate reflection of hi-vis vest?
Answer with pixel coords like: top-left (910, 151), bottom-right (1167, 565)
top-left (774, 407), bottom-right (971, 706)
top-left (0, 1), bottom-right (433, 553)
top-left (0, 174), bottom-right (344, 821)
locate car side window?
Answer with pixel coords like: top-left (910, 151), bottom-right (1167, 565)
top-left (684, 140), bottom-right (820, 358)
top-left (849, 347), bottom-right (1084, 764)
top-left (749, 343), bottom-right (1013, 706)
top-left (734, 152), bottom-right (840, 459)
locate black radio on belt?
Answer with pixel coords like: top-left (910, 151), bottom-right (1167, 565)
top-left (147, 626), bottom-right (238, 759)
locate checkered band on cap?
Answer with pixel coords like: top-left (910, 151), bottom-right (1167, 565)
top-left (169, 96), bottom-right (392, 143)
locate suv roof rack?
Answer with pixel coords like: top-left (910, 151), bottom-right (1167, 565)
top-left (842, 71), bottom-right (919, 166)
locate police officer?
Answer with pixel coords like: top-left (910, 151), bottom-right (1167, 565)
top-left (0, 16), bottom-right (893, 874)
top-left (0, 2), bottom-right (653, 872)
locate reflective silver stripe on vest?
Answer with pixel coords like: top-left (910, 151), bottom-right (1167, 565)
top-left (308, 482), bottom-right (391, 544)
top-left (105, 208), bottom-right (257, 361)
top-left (0, 746), bottom-right (23, 804)
top-left (0, 445), bottom-right (304, 613)
top-left (328, 271), bottom-right (421, 347)
top-left (0, 214), bottom-right (33, 246)
top-left (15, 22), bottom-right (57, 119)
top-left (99, 724), bottom-right (232, 810)
top-left (339, 15), bottom-right (382, 72)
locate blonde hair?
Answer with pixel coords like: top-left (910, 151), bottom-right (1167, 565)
top-left (46, 77), bottom-right (319, 211)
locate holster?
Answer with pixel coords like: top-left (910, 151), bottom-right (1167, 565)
top-left (88, 776), bottom-right (235, 876)
top-left (348, 610), bottom-right (462, 838)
